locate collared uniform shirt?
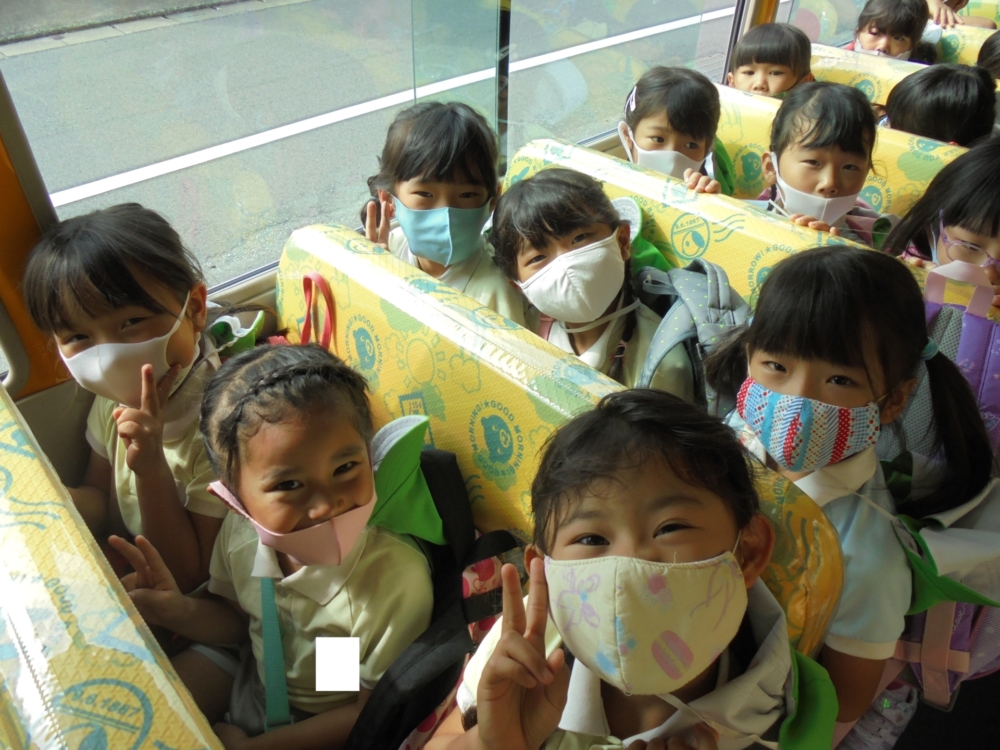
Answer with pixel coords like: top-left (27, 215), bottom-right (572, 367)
top-left (208, 519), bottom-right (433, 714)
top-left (388, 228), bottom-right (527, 327)
top-left (733, 416), bottom-right (912, 659)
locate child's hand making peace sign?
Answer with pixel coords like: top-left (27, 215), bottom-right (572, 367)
top-left (477, 558), bottom-right (570, 750)
top-left (113, 363), bottom-right (180, 475)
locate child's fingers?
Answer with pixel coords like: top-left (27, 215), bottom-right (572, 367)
top-left (524, 556), bottom-right (550, 645)
top-left (109, 535), bottom-right (151, 586)
top-left (829, 226), bottom-right (840, 236)
top-left (112, 406), bottom-right (125, 421)
top-left (140, 365), bottom-right (159, 416)
top-left (365, 200), bottom-right (378, 242)
top-left (500, 563), bottom-right (527, 636)
top-left (493, 631), bottom-right (554, 686)
top-left (134, 535), bottom-right (178, 588)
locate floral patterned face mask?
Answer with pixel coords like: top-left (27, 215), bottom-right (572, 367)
top-left (544, 539), bottom-right (746, 696)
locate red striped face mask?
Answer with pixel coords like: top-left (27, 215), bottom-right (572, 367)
top-left (736, 378), bottom-right (881, 472)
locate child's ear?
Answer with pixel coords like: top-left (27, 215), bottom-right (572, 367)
top-left (616, 223), bottom-right (631, 261)
top-left (737, 514), bottom-right (775, 589)
top-left (489, 195), bottom-right (498, 213)
top-left (800, 72), bottom-right (815, 84)
top-left (726, 71), bottom-right (734, 86)
top-left (188, 282), bottom-right (209, 335)
top-left (507, 278), bottom-right (522, 291)
top-left (618, 121), bottom-right (635, 158)
top-left (761, 151), bottom-right (777, 186)
top-left (524, 544), bottom-right (544, 568)
top-left (880, 377), bottom-right (918, 424)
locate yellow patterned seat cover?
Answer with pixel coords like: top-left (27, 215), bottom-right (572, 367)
top-left (939, 24), bottom-right (995, 64)
top-left (275, 226), bottom-right (844, 655)
top-left (959, 0), bottom-right (1000, 25)
top-left (0, 386), bottom-right (222, 749)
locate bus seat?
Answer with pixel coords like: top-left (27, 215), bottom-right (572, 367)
top-left (959, 0), bottom-right (1000, 26)
top-left (0, 385), bottom-right (222, 749)
top-left (810, 43), bottom-right (926, 104)
top-left (715, 83), bottom-right (966, 216)
top-left (755, 466), bottom-right (844, 657)
top-left (506, 137), bottom-right (867, 303)
top-left (939, 23), bottom-right (995, 65)
top-left (275, 224), bottom-right (618, 534)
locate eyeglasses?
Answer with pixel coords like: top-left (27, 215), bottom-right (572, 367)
top-left (935, 211), bottom-right (1000, 269)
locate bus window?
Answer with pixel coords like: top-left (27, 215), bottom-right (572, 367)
top-left (778, 0), bottom-right (864, 46)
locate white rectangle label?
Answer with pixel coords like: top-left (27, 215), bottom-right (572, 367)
top-left (315, 637), bottom-right (361, 691)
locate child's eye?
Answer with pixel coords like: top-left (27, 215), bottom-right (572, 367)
top-left (571, 232), bottom-right (592, 245)
top-left (460, 190), bottom-right (482, 199)
top-left (273, 479), bottom-right (303, 492)
top-left (684, 142), bottom-right (700, 151)
top-left (62, 333), bottom-right (88, 345)
top-left (828, 375), bottom-right (856, 387)
top-left (763, 361), bottom-right (788, 373)
top-left (333, 461), bottom-right (358, 476)
top-left (893, 34), bottom-right (908, 42)
top-left (648, 136), bottom-right (665, 144)
top-left (526, 254), bottom-right (547, 266)
top-left (802, 159), bottom-right (820, 167)
top-left (414, 191), bottom-right (434, 198)
top-left (122, 316), bottom-right (147, 328)
top-left (574, 534), bottom-right (609, 546)
top-left (843, 164), bottom-right (861, 171)
top-left (655, 523), bottom-right (690, 536)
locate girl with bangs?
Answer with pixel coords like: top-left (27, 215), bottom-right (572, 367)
top-left (490, 168), bottom-right (694, 398)
top-left (705, 247), bottom-right (994, 733)
top-left (363, 101), bottom-right (526, 326)
top-left (756, 82), bottom-right (896, 248)
top-left (727, 22), bottom-right (813, 98)
top-left (884, 139), bottom-right (1000, 309)
top-left (846, 0), bottom-right (938, 63)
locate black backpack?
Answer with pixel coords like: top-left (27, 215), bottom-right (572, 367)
top-left (343, 448), bottom-right (520, 750)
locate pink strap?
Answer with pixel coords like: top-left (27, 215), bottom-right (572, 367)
top-left (300, 272), bottom-right (336, 351)
top-left (921, 601), bottom-right (960, 708)
top-left (893, 640), bottom-right (971, 674)
top-left (538, 314), bottom-right (554, 341)
top-left (925, 264), bottom-right (994, 318)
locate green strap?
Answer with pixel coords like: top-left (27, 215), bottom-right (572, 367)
top-left (260, 577), bottom-right (293, 731)
top-left (779, 650), bottom-right (838, 750)
top-left (712, 138), bottom-right (737, 197)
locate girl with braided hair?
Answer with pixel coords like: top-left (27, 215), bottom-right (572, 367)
top-left (491, 168), bottom-right (694, 397)
top-left (110, 344), bottom-right (434, 748)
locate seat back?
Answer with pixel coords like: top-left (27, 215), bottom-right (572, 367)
top-left (0, 386), bottom-right (222, 748)
top-left (939, 24), bottom-right (995, 65)
top-left (959, 0), bottom-right (1000, 25)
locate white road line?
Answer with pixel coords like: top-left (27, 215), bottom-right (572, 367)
top-left (49, 5), bottom-right (736, 207)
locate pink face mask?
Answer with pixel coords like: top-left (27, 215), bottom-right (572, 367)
top-left (208, 481), bottom-right (375, 567)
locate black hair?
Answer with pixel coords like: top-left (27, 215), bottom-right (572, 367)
top-left (885, 64), bottom-right (996, 146)
top-left (731, 23), bottom-right (812, 80)
top-left (201, 344), bottom-right (374, 488)
top-left (770, 81), bottom-right (877, 160)
top-left (530, 389), bottom-right (760, 554)
top-left (622, 66), bottom-right (720, 146)
top-left (491, 168), bottom-right (638, 384)
top-left (705, 247), bottom-right (993, 517)
top-left (883, 139), bottom-right (1000, 261)
top-left (24, 203), bottom-right (202, 335)
top-left (366, 101), bottom-right (499, 201)
top-left (977, 29), bottom-right (1000, 79)
top-left (855, 0), bottom-right (929, 49)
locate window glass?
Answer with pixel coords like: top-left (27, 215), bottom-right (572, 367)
top-left (781, 0), bottom-right (864, 46)
top-left (506, 1), bottom-right (740, 158)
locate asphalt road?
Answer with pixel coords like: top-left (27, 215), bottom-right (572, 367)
top-left (1, 0), bottom-right (738, 288)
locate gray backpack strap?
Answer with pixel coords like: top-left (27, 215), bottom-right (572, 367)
top-left (637, 261), bottom-right (749, 414)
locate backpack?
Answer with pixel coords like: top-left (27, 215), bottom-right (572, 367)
top-left (343, 436), bottom-right (520, 750)
top-left (878, 264), bottom-right (1000, 462)
top-left (635, 259), bottom-right (750, 415)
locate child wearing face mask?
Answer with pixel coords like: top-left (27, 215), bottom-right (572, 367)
top-left (110, 344), bottom-right (434, 747)
top-left (727, 23), bottom-right (813, 99)
top-left (491, 168), bottom-right (694, 398)
top-left (427, 390), bottom-right (838, 750)
top-left (846, 0), bottom-right (937, 63)
top-left (705, 247), bottom-right (995, 732)
top-left (618, 67), bottom-right (736, 196)
top-left (884, 139), bottom-right (1000, 307)
top-left (756, 82), bottom-right (896, 248)
top-left (23, 204), bottom-right (232, 594)
top-left (363, 101), bottom-right (525, 326)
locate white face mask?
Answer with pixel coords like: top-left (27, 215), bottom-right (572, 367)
top-left (854, 38), bottom-right (912, 60)
top-left (619, 122), bottom-right (706, 180)
top-left (209, 480), bottom-right (375, 568)
top-left (518, 234), bottom-right (627, 325)
top-left (545, 538), bottom-right (747, 696)
top-left (770, 152), bottom-right (861, 226)
top-left (61, 292), bottom-right (193, 408)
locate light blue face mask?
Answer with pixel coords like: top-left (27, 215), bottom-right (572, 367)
top-left (392, 199), bottom-right (491, 266)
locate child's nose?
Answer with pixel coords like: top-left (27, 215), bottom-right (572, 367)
top-left (752, 73), bottom-right (768, 92)
top-left (874, 37), bottom-right (891, 53)
top-left (816, 169), bottom-right (839, 196)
